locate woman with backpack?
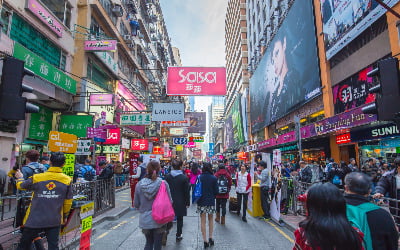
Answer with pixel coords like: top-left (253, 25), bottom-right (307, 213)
top-left (214, 164), bottom-right (232, 225)
top-left (196, 163), bottom-right (218, 248)
top-left (189, 163), bottom-right (201, 194)
top-left (134, 161), bottom-right (173, 250)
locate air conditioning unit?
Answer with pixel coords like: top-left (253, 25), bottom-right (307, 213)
top-left (112, 5), bottom-right (124, 17)
top-left (127, 44), bottom-right (135, 49)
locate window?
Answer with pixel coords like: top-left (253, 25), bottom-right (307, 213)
top-left (90, 17), bottom-right (106, 39)
top-left (87, 58), bottom-right (113, 91)
top-left (0, 5), bottom-right (12, 35)
top-left (60, 53), bottom-right (66, 71)
top-left (40, 0), bottom-right (72, 28)
top-left (98, 0), bottom-right (118, 25)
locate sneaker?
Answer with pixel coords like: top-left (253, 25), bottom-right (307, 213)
top-left (263, 217), bottom-right (271, 221)
top-left (176, 234), bottom-right (183, 242)
top-left (242, 217), bottom-right (247, 222)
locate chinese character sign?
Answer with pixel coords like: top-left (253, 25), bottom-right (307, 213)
top-left (62, 154), bottom-right (75, 177)
top-left (59, 115), bottom-right (93, 138)
top-left (131, 139), bottom-right (149, 151)
top-left (95, 145), bottom-right (121, 154)
top-left (167, 67), bottom-right (226, 96)
top-left (120, 114), bottom-right (151, 125)
top-left (28, 105), bottom-right (52, 141)
top-left (76, 140), bottom-right (92, 155)
top-left (48, 131), bottom-right (78, 153)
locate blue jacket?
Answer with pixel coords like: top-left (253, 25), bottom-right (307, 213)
top-left (197, 172), bottom-right (218, 207)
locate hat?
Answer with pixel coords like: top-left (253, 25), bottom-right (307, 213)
top-left (299, 161), bottom-right (306, 165)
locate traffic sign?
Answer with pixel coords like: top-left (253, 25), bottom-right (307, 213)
top-left (173, 137), bottom-right (188, 145)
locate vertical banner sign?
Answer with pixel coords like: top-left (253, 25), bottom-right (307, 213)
top-left (163, 143), bottom-right (170, 158)
top-left (62, 154), bottom-right (75, 177)
top-left (28, 105), bottom-right (53, 141)
top-left (270, 150), bottom-right (282, 223)
top-left (247, 157), bottom-right (256, 216)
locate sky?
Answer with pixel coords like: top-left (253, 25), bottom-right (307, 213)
top-left (160, 0), bottom-right (228, 111)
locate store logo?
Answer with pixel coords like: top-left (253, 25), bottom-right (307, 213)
top-left (178, 69), bottom-right (216, 84)
top-left (46, 182), bottom-right (56, 190)
top-left (108, 132), bottom-right (119, 140)
top-left (371, 125), bottom-right (399, 137)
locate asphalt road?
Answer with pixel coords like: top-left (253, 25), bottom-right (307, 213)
top-left (91, 204), bottom-right (294, 250)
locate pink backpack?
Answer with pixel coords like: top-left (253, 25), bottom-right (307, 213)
top-left (152, 181), bottom-right (175, 224)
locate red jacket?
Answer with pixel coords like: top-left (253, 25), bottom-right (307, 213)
top-left (214, 169), bottom-right (232, 199)
top-left (235, 171), bottom-right (251, 193)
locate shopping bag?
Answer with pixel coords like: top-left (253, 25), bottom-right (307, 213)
top-left (152, 181), bottom-right (175, 224)
top-left (192, 175), bottom-right (202, 204)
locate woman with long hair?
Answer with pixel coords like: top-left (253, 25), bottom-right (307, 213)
top-left (196, 163), bottom-right (218, 248)
top-left (134, 161), bottom-right (172, 250)
top-left (293, 182), bottom-right (364, 250)
top-left (189, 162), bottom-right (201, 193)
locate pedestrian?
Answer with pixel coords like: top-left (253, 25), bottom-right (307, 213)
top-left (281, 163), bottom-right (291, 178)
top-left (298, 161), bottom-right (313, 183)
top-left (7, 165), bottom-right (19, 195)
top-left (348, 158), bottom-right (358, 172)
top-left (214, 163), bottom-right (232, 225)
top-left (362, 158), bottom-right (379, 192)
top-left (21, 150), bottom-right (46, 180)
top-left (134, 161), bottom-right (172, 250)
top-left (374, 157), bottom-right (400, 227)
top-left (15, 152), bottom-right (73, 250)
top-left (164, 159), bottom-right (190, 243)
top-left (235, 164), bottom-right (251, 222)
top-left (328, 162), bottom-right (345, 188)
top-left (196, 162), bottom-right (218, 248)
top-left (97, 161), bottom-right (113, 180)
top-left (79, 159), bottom-right (96, 182)
top-left (255, 161), bottom-right (271, 220)
top-left (344, 172), bottom-right (398, 250)
top-left (189, 162), bottom-right (201, 194)
top-left (293, 183), bottom-right (364, 250)
top-left (39, 156), bottom-right (50, 170)
top-left (114, 161), bottom-right (124, 188)
top-left (130, 156), bottom-right (147, 208)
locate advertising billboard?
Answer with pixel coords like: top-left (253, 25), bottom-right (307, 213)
top-left (185, 112), bottom-right (207, 133)
top-left (249, 0), bottom-right (321, 133)
top-left (332, 65), bottom-right (376, 114)
top-left (167, 67), bottom-right (226, 96)
top-left (151, 103), bottom-right (184, 121)
top-left (224, 115), bottom-right (234, 150)
top-left (231, 96), bottom-right (245, 148)
top-left (321, 0), bottom-right (397, 60)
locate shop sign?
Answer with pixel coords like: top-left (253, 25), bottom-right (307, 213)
top-left (94, 51), bottom-right (118, 76)
top-left (246, 144), bottom-right (258, 152)
top-left (131, 139), bottom-right (149, 151)
top-left (76, 140), bottom-right (92, 155)
top-left (273, 149), bottom-right (281, 166)
top-left (59, 115), bottom-right (93, 138)
top-left (184, 142), bottom-right (196, 148)
top-left (121, 138), bottom-right (130, 149)
top-left (209, 143), bottom-right (214, 151)
top-left (62, 154), bottom-right (75, 177)
top-left (84, 40), bottom-right (117, 51)
top-left (167, 67), bottom-right (226, 96)
top-left (173, 137), bottom-right (188, 145)
top-left (278, 144), bottom-right (298, 152)
top-left (81, 216), bottom-right (93, 233)
top-left (151, 103), bottom-right (184, 121)
top-left (86, 127), bottom-right (107, 140)
top-left (193, 149), bottom-right (202, 159)
top-left (176, 145), bottom-right (183, 151)
top-left (163, 142), bottom-right (170, 158)
top-left (169, 127), bottom-right (188, 136)
top-left (95, 145), bottom-right (121, 154)
top-left (351, 123), bottom-right (400, 142)
top-left (104, 128), bottom-right (121, 145)
top-left (26, 0), bottom-right (63, 37)
top-left (380, 138), bottom-right (400, 148)
top-left (13, 43), bottom-right (76, 94)
top-left (48, 131), bottom-right (78, 153)
top-left (161, 119), bottom-right (190, 127)
top-left (336, 133), bottom-right (351, 144)
top-left (314, 107), bottom-right (376, 136)
top-left (189, 136), bottom-right (204, 142)
top-left (89, 94), bottom-right (114, 106)
top-left (120, 113), bottom-right (151, 125)
top-left (80, 202), bottom-right (94, 219)
top-left (28, 105), bottom-right (52, 141)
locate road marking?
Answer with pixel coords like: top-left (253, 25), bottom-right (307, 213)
top-left (95, 232), bottom-right (109, 240)
top-left (130, 216), bottom-right (136, 219)
top-left (111, 220), bottom-right (128, 230)
top-left (121, 200), bottom-right (131, 202)
top-left (267, 221), bottom-right (294, 243)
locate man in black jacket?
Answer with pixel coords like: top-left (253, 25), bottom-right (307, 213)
top-left (165, 159), bottom-right (190, 243)
top-left (298, 161), bottom-right (312, 183)
top-left (97, 161), bottom-right (113, 180)
top-left (345, 172), bottom-right (398, 249)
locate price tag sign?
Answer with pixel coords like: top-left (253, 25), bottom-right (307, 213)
top-left (81, 216), bottom-right (93, 233)
top-left (80, 202), bottom-right (94, 219)
top-left (173, 137), bottom-right (188, 145)
top-left (62, 154), bottom-right (75, 177)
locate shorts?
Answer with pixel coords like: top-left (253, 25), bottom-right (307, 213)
top-left (196, 205), bottom-right (216, 214)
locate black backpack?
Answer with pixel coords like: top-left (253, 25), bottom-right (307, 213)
top-left (83, 166), bottom-right (95, 181)
top-left (217, 175), bottom-right (228, 194)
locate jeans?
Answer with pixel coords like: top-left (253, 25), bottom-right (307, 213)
top-left (260, 187), bottom-right (271, 218)
top-left (176, 216), bottom-right (183, 236)
top-left (216, 198), bottom-right (227, 216)
top-left (115, 174), bottom-right (124, 187)
top-left (142, 228), bottom-right (164, 250)
top-left (237, 192), bottom-right (248, 217)
top-left (18, 226), bottom-right (60, 250)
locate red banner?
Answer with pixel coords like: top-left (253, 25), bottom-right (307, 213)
top-left (131, 139), bottom-right (149, 151)
top-left (167, 67), bottom-right (226, 96)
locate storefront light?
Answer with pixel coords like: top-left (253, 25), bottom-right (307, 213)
top-left (310, 110), bottom-right (324, 118)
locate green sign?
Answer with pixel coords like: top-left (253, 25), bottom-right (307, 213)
top-left (28, 105), bottom-right (53, 141)
top-left (63, 154), bottom-right (75, 177)
top-left (120, 114), bottom-right (151, 125)
top-left (95, 145), bottom-right (121, 154)
top-left (13, 43), bottom-right (77, 94)
top-left (59, 115), bottom-right (93, 138)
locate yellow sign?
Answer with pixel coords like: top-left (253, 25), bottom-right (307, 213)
top-left (81, 216), bottom-right (93, 233)
top-left (176, 145), bottom-right (183, 151)
top-left (48, 131), bottom-right (78, 153)
top-left (62, 154), bottom-right (75, 177)
top-left (80, 202), bottom-right (95, 219)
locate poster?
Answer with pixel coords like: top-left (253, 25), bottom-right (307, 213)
top-left (270, 150), bottom-right (282, 223)
top-left (63, 154), bottom-right (75, 177)
top-left (48, 131), bottom-right (78, 153)
top-left (76, 140), bottom-right (92, 155)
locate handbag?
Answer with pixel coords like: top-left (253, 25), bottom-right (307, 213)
top-left (192, 175), bottom-right (202, 204)
top-left (152, 181), bottom-right (175, 224)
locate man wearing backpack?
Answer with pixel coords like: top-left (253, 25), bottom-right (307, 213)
top-left (344, 172), bottom-right (398, 250)
top-left (328, 163), bottom-right (345, 188)
top-left (79, 159), bottom-right (96, 182)
top-left (21, 150), bottom-right (46, 180)
top-left (214, 164), bottom-right (232, 225)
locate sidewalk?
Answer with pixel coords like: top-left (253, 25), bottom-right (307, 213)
top-left (281, 213), bottom-right (305, 232)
